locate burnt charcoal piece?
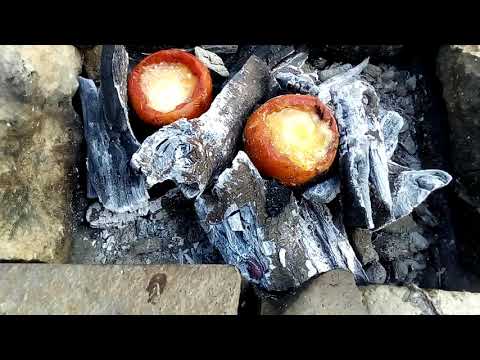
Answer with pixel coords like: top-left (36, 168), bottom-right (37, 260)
top-left (275, 72), bottom-right (319, 96)
top-left (194, 46), bottom-right (229, 77)
top-left (319, 64), bottom-right (353, 82)
top-left (228, 45), bottom-right (295, 74)
top-left (200, 45), bottom-right (238, 54)
top-left (131, 55), bottom-right (270, 199)
top-left (275, 58), bottom-right (370, 103)
top-left (331, 81), bottom-right (377, 229)
top-left (300, 196), bottom-right (367, 284)
top-left (391, 170), bottom-right (452, 220)
top-left (85, 198), bottom-right (162, 229)
top-left (365, 91), bottom-right (394, 227)
top-left (381, 110), bottom-right (405, 159)
top-left (265, 180), bottom-right (292, 217)
top-left (78, 46), bottom-right (149, 213)
top-left (272, 51), bottom-right (310, 74)
top-left (195, 151), bottom-right (366, 291)
top-left (303, 176), bottom-right (341, 204)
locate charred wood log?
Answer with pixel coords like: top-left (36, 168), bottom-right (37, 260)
top-left (77, 46), bottom-right (149, 213)
top-left (195, 151), bottom-right (367, 291)
top-left (131, 55), bottom-right (270, 199)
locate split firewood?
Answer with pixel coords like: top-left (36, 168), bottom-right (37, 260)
top-left (77, 45), bottom-right (149, 213)
top-left (131, 55), bottom-right (270, 199)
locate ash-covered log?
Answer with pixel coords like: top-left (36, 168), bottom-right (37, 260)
top-left (391, 169), bottom-right (452, 221)
top-left (131, 55), bottom-right (270, 199)
top-left (195, 151), bottom-right (367, 291)
top-left (77, 45), bottom-right (149, 213)
top-left (381, 110), bottom-right (405, 159)
top-left (332, 80), bottom-right (393, 228)
top-left (331, 81), bottom-right (379, 229)
top-left (275, 57), bottom-right (370, 103)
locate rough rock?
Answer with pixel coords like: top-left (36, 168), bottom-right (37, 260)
top-left (437, 45), bottom-right (480, 275)
top-left (360, 284), bottom-right (480, 315)
top-left (0, 45), bottom-right (82, 105)
top-left (263, 270), bottom-right (368, 315)
top-left (392, 259), bottom-right (409, 282)
top-left (372, 232), bottom-right (430, 262)
top-left (0, 264), bottom-right (241, 315)
top-left (0, 45), bottom-right (83, 262)
top-left (351, 228), bottom-right (379, 265)
top-left (437, 45), bottom-right (480, 210)
top-left (81, 45), bottom-right (102, 81)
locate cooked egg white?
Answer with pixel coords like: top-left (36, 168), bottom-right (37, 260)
top-left (140, 62), bottom-right (198, 113)
top-left (265, 107), bottom-right (334, 170)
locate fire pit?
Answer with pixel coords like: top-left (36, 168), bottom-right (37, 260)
top-left (2, 44), bottom-right (480, 314)
top-left (69, 44), bottom-right (459, 296)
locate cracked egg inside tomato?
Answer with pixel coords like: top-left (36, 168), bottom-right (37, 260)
top-left (128, 49), bottom-right (213, 128)
top-left (243, 94), bottom-right (339, 186)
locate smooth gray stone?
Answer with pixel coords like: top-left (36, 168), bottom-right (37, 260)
top-left (365, 261), bottom-right (387, 284)
top-left (0, 264), bottom-right (241, 315)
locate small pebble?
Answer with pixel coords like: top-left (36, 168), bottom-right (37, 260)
top-left (383, 80), bottom-right (397, 93)
top-left (396, 86), bottom-right (408, 97)
top-left (406, 76), bottom-right (417, 91)
top-left (382, 69), bottom-right (395, 81)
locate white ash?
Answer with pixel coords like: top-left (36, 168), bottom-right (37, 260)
top-left (77, 189), bottom-right (220, 266)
